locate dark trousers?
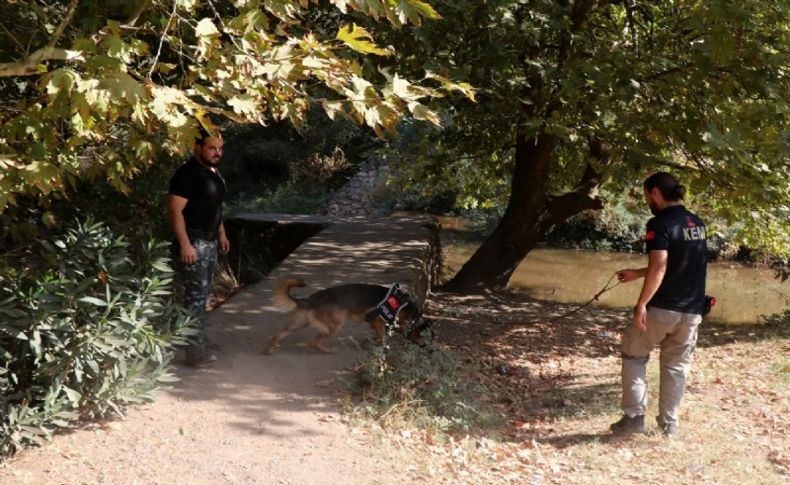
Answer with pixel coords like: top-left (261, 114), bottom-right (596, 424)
top-left (174, 238), bottom-right (218, 359)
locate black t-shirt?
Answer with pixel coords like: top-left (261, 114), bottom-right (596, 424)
top-left (645, 205), bottom-right (707, 314)
top-left (168, 158), bottom-right (226, 236)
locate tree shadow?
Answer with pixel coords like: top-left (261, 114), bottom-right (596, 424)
top-left (422, 288), bottom-right (788, 447)
top-left (156, 216), bottom-right (441, 439)
top-left (696, 318), bottom-right (789, 348)
top-left (429, 288), bottom-right (788, 359)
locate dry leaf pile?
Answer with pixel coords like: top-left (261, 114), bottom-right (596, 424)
top-left (360, 290), bottom-right (789, 484)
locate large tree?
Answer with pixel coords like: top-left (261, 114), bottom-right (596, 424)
top-left (376, 0), bottom-right (790, 292)
top-left (0, 0), bottom-right (472, 210)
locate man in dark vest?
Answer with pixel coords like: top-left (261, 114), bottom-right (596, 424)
top-left (611, 172), bottom-right (707, 437)
top-left (168, 127), bottom-right (230, 366)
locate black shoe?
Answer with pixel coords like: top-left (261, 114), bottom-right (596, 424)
top-left (610, 414), bottom-right (646, 435)
top-left (185, 352), bottom-right (217, 367)
top-left (656, 417), bottom-right (678, 438)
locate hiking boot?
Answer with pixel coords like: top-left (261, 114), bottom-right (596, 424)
top-left (185, 351), bottom-right (218, 368)
top-left (610, 414), bottom-right (646, 435)
top-left (656, 417), bottom-right (678, 438)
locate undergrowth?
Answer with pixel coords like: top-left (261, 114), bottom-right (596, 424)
top-left (350, 338), bottom-right (503, 436)
top-left (0, 219), bottom-right (196, 459)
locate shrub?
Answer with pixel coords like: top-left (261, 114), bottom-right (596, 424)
top-left (225, 146), bottom-right (353, 216)
top-left (226, 183), bottom-right (331, 215)
top-left (543, 195), bottom-right (646, 253)
top-left (0, 219), bottom-right (196, 458)
top-left (221, 113), bottom-right (375, 215)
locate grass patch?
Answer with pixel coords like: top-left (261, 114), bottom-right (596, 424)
top-left (350, 339), bottom-right (503, 436)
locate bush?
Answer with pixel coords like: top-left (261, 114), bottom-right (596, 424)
top-left (225, 143), bottom-right (355, 216)
top-left (0, 219), bottom-right (196, 458)
top-left (221, 113), bottom-right (376, 215)
top-left (226, 182), bottom-right (331, 215)
top-left (352, 338), bottom-right (501, 434)
top-left (543, 195), bottom-right (646, 252)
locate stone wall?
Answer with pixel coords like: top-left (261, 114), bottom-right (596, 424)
top-left (321, 161), bottom-right (388, 216)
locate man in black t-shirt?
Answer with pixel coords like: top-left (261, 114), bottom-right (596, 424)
top-left (610, 172), bottom-right (707, 438)
top-left (168, 128), bottom-right (230, 367)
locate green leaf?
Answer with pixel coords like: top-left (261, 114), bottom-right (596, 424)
top-left (101, 72), bottom-right (147, 104)
top-left (62, 386), bottom-right (82, 404)
top-left (177, 0), bottom-right (200, 13)
top-left (395, 0), bottom-right (441, 26)
top-left (151, 261), bottom-right (172, 273)
top-left (133, 141), bottom-right (156, 162)
top-left (336, 24), bottom-right (392, 56)
top-left (156, 373), bottom-right (180, 383)
top-left (408, 102), bottom-right (441, 126)
top-left (46, 69), bottom-right (79, 96)
top-left (78, 296), bottom-right (108, 306)
top-left (227, 95), bottom-right (260, 117)
top-left (425, 71), bottom-right (475, 101)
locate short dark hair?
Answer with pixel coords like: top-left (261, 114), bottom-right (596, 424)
top-left (195, 126), bottom-right (220, 146)
top-left (643, 172), bottom-right (686, 201)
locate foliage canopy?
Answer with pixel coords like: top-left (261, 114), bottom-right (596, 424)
top-left (0, 0), bottom-right (471, 210)
top-left (378, 0), bottom-right (790, 266)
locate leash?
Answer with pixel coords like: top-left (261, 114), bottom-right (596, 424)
top-left (505, 272), bottom-right (622, 325)
top-left (544, 272), bottom-right (622, 322)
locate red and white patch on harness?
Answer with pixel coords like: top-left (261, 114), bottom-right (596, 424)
top-left (386, 295), bottom-right (401, 309)
top-left (378, 283), bottom-right (411, 327)
top-left (645, 230), bottom-right (656, 241)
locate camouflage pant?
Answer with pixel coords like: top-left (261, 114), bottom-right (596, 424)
top-left (174, 238), bottom-right (218, 357)
top-left (620, 307), bottom-right (702, 426)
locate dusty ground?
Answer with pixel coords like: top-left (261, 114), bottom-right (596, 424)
top-left (362, 289), bottom-right (789, 484)
top-left (0, 322), bottom-right (407, 485)
top-left (0, 216), bottom-right (436, 485)
top-left (1, 212), bottom-right (786, 484)
top-left (2, 285), bottom-right (786, 484)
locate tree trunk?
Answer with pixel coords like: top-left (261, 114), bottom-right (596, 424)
top-left (443, 136), bottom-right (607, 294)
top-left (442, 0), bottom-right (604, 294)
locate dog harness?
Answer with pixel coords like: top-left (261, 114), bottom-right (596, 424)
top-left (371, 283), bottom-right (427, 341)
top-left (376, 283), bottom-right (411, 326)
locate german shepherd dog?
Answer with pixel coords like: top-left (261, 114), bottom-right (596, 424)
top-left (262, 278), bottom-right (427, 354)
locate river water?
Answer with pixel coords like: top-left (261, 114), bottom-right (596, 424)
top-left (444, 243), bottom-right (789, 325)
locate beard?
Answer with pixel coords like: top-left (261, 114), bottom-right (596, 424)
top-left (197, 155), bottom-right (221, 168)
top-left (648, 203), bottom-right (660, 216)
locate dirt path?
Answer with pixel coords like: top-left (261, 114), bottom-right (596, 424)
top-left (1, 216), bottom-right (438, 485)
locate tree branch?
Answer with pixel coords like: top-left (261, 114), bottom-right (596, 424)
top-left (148, 0), bottom-right (178, 81)
top-left (626, 0), bottom-right (639, 56)
top-left (0, 0), bottom-right (81, 77)
top-left (557, 0), bottom-right (597, 67)
top-left (0, 47), bottom-right (83, 77)
top-left (47, 0), bottom-right (80, 51)
top-left (545, 136), bottom-right (611, 223)
top-left (638, 64), bottom-right (692, 83)
top-left (546, 189), bottom-right (604, 223)
top-left (0, 20), bottom-right (25, 54)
